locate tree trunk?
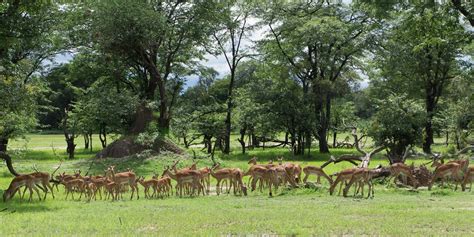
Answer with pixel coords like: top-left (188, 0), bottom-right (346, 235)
top-left (445, 131), bottom-right (449, 146)
top-left (83, 134), bottom-right (89, 149)
top-left (0, 151), bottom-right (20, 176)
top-left (317, 127), bottom-right (330, 153)
top-left (0, 137), bottom-right (8, 152)
top-left (423, 95), bottom-right (435, 154)
top-left (99, 125), bottom-right (107, 148)
top-left (223, 68), bottom-right (236, 155)
top-left (129, 103), bottom-right (154, 134)
top-left (238, 127), bottom-right (246, 154)
top-left (89, 133), bottom-right (93, 152)
top-left (183, 136), bottom-right (189, 148)
top-left (65, 136), bottom-right (76, 159)
top-left (333, 131), bottom-right (337, 148)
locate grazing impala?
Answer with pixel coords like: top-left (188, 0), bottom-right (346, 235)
top-left (3, 174), bottom-right (42, 202)
top-left (302, 165), bottom-right (333, 185)
top-left (248, 165), bottom-right (277, 196)
top-left (278, 157), bottom-right (301, 185)
top-left (429, 160), bottom-right (462, 190)
top-left (105, 166), bottom-right (139, 200)
top-left (461, 166), bottom-right (474, 191)
top-left (343, 168), bottom-right (381, 198)
top-left (388, 163), bottom-right (418, 188)
top-left (329, 168), bottom-right (359, 196)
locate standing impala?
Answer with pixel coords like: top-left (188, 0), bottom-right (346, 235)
top-left (461, 166), bottom-right (474, 191)
top-left (162, 165), bottom-right (204, 196)
top-left (105, 165), bottom-right (139, 200)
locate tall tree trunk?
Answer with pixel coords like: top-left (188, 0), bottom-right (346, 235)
top-left (223, 69), bottom-right (236, 154)
top-left (423, 95), bottom-right (435, 154)
top-left (89, 133), bottom-right (93, 152)
top-left (99, 125), bottom-right (107, 148)
top-left (83, 134), bottom-right (89, 149)
top-left (317, 127), bottom-right (330, 153)
top-left (445, 131), bottom-right (449, 146)
top-left (238, 127), bottom-right (246, 154)
top-left (158, 78), bottom-right (170, 130)
top-left (65, 135), bottom-right (76, 160)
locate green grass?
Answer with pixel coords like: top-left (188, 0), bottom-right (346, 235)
top-left (0, 134), bottom-right (473, 236)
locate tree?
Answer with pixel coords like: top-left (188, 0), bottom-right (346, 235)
top-left (209, 1), bottom-right (256, 154)
top-left (0, 1), bottom-right (60, 153)
top-left (88, 0), bottom-right (219, 133)
top-left (263, 2), bottom-right (376, 153)
top-left (368, 94), bottom-right (425, 163)
top-left (375, 6), bottom-right (471, 153)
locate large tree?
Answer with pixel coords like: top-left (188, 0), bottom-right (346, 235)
top-left (375, 6), bottom-right (471, 154)
top-left (263, 2), bottom-right (376, 153)
top-left (209, 1), bottom-right (256, 154)
top-left (87, 0), bottom-right (219, 133)
top-left (0, 1), bottom-right (60, 152)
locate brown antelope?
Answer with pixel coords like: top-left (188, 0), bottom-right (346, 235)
top-left (245, 157), bottom-right (275, 188)
top-left (329, 168), bottom-right (359, 196)
top-left (104, 179), bottom-right (119, 200)
top-left (156, 176), bottom-right (173, 197)
top-left (248, 165), bottom-right (277, 196)
top-left (461, 166), bottom-right (474, 191)
top-left (137, 176), bottom-right (159, 199)
top-left (105, 166), bottom-right (139, 200)
top-left (85, 181), bottom-right (98, 201)
top-left (3, 174), bottom-right (42, 202)
top-left (388, 163), bottom-right (418, 188)
top-left (229, 168), bottom-right (247, 196)
top-left (277, 157), bottom-right (299, 187)
top-left (447, 159), bottom-right (469, 173)
top-left (343, 168), bottom-right (381, 198)
top-left (62, 178), bottom-right (86, 200)
top-left (302, 166), bottom-right (333, 185)
top-left (162, 166), bottom-right (204, 196)
top-left (429, 160), bottom-right (462, 190)
top-left (209, 163), bottom-right (235, 195)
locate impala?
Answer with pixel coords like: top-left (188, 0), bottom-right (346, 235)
top-left (137, 176), bottom-right (159, 199)
top-left (162, 165), bottom-right (204, 196)
top-left (388, 163), bottom-right (418, 188)
top-left (105, 165), bottom-right (139, 200)
top-left (461, 166), bottom-right (474, 191)
top-left (209, 163), bottom-right (235, 195)
top-left (302, 165), bottom-right (333, 185)
top-left (329, 168), bottom-right (359, 196)
top-left (3, 174), bottom-right (42, 202)
top-left (342, 168), bottom-right (381, 198)
top-left (62, 178), bottom-right (86, 200)
top-left (429, 160), bottom-right (462, 190)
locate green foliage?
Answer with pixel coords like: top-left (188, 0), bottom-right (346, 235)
top-left (72, 77), bottom-right (139, 135)
top-left (0, 75), bottom-right (44, 139)
top-left (369, 94), bottom-right (425, 160)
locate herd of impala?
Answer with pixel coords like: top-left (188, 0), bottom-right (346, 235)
top-left (2, 156), bottom-right (473, 202)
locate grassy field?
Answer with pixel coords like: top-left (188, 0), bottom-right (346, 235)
top-left (0, 134), bottom-right (473, 236)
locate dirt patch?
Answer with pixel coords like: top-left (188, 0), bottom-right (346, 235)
top-left (96, 136), bottom-right (183, 158)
